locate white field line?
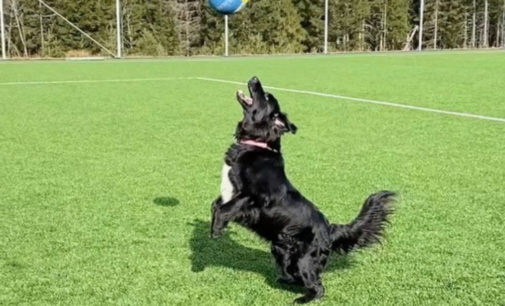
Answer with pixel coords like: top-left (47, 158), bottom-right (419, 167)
top-left (0, 77), bottom-right (194, 86)
top-left (2, 75), bottom-right (504, 123)
top-left (196, 77), bottom-right (505, 123)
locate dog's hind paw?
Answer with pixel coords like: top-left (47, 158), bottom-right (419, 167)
top-left (277, 277), bottom-right (302, 286)
top-left (293, 287), bottom-right (324, 304)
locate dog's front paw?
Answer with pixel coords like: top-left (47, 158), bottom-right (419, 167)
top-left (210, 216), bottom-right (220, 238)
top-left (210, 211), bottom-right (225, 239)
top-left (210, 218), bottom-right (228, 239)
top-left (210, 198), bottom-right (222, 238)
top-left (210, 228), bottom-right (222, 239)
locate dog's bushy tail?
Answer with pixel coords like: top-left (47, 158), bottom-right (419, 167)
top-left (330, 191), bottom-right (396, 253)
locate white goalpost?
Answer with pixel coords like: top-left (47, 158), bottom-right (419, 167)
top-left (116, 0), bottom-right (122, 58)
top-left (324, 0), bottom-right (328, 54)
top-left (224, 14), bottom-right (229, 57)
top-left (1, 0), bottom-right (6, 60)
top-left (418, 0), bottom-right (425, 51)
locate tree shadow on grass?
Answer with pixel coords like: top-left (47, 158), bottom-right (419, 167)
top-left (189, 219), bottom-right (352, 294)
top-left (153, 197), bottom-right (180, 207)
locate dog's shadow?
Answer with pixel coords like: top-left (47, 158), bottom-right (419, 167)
top-left (189, 219), bottom-right (352, 293)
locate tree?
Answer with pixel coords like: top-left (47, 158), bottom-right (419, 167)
top-left (197, 0), bottom-right (306, 54)
top-left (292, 0), bottom-right (325, 52)
top-left (439, 0), bottom-right (466, 48)
top-left (238, 0), bottom-right (306, 54)
top-left (385, 0), bottom-right (410, 50)
top-left (472, 0), bottom-right (477, 47)
top-left (195, 0), bottom-right (224, 55)
top-left (175, 0), bottom-right (200, 55)
top-left (433, 0), bottom-right (439, 49)
top-left (329, 0), bottom-right (370, 51)
top-left (1, 0), bottom-right (501, 57)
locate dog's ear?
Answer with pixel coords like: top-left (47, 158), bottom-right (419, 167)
top-left (274, 113), bottom-right (297, 135)
top-left (288, 122), bottom-right (297, 134)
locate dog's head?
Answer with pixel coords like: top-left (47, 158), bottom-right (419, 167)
top-left (235, 77), bottom-right (297, 145)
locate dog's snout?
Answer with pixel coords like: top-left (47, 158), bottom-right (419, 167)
top-left (248, 76), bottom-right (260, 89)
top-left (248, 77), bottom-right (265, 97)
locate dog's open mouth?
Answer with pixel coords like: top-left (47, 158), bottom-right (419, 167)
top-left (236, 90), bottom-right (253, 107)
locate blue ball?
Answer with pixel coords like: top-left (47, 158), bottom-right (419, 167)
top-left (208, 0), bottom-right (248, 15)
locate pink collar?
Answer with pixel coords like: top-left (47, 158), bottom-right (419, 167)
top-left (239, 139), bottom-right (277, 152)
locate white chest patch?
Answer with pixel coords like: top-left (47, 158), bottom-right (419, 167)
top-left (220, 163), bottom-right (234, 203)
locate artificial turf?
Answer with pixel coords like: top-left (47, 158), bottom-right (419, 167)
top-left (1, 51), bottom-right (504, 305)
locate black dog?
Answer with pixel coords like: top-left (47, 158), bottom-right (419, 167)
top-left (211, 76), bottom-right (395, 304)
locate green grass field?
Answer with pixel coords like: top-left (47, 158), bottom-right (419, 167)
top-left (1, 51), bottom-right (504, 305)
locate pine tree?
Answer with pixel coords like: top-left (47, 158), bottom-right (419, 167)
top-left (439, 0), bottom-right (466, 48)
top-left (175, 0), bottom-right (200, 55)
top-left (292, 0), bottom-right (325, 52)
top-left (488, 0), bottom-right (504, 46)
top-left (329, 0), bottom-right (370, 51)
top-left (423, 0), bottom-right (442, 49)
top-left (121, 0), bottom-right (180, 56)
top-left (197, 0), bottom-right (306, 54)
top-left (238, 0), bottom-right (306, 54)
top-left (195, 0), bottom-right (224, 55)
top-left (385, 0), bottom-right (410, 50)
top-left (367, 0), bottom-right (385, 51)
top-left (2, 0), bottom-right (500, 57)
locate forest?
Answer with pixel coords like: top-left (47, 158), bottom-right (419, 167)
top-left (2, 0), bottom-right (505, 57)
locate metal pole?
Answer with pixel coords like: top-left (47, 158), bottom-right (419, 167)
top-left (418, 0), bottom-right (424, 51)
top-left (0, 0), bottom-right (6, 60)
top-left (224, 14), bottom-right (229, 57)
top-left (324, 0), bottom-right (328, 54)
top-left (116, 0), bottom-right (121, 58)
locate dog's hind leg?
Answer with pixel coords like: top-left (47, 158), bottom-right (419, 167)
top-left (271, 244), bottom-right (301, 285)
top-left (293, 249), bottom-right (325, 304)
